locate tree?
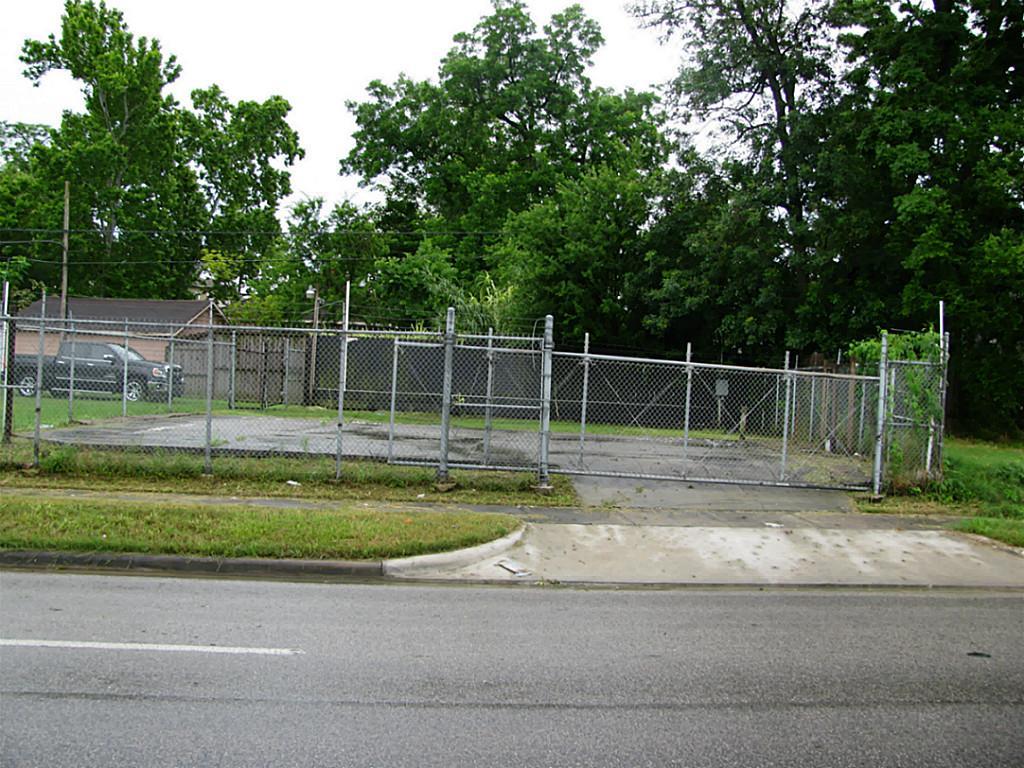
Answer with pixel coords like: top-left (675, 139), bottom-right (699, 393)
top-left (20, 0), bottom-right (204, 298)
top-left (342, 0), bottom-right (666, 280)
top-left (0, 123), bottom-right (52, 292)
top-left (631, 0), bottom-right (835, 268)
top-left (183, 85), bottom-right (304, 300)
top-left (492, 160), bottom-right (658, 346)
top-left (234, 199), bottom-right (387, 326)
top-left (826, 0), bottom-right (1024, 434)
top-left (631, 155), bottom-right (789, 359)
top-left (14, 1), bottom-right (304, 305)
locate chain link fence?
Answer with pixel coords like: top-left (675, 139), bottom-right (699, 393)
top-left (1, 303), bottom-right (947, 493)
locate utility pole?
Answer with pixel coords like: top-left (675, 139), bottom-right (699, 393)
top-left (60, 181), bottom-right (70, 324)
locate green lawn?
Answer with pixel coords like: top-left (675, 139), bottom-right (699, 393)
top-left (6, 392), bottom-right (213, 432)
top-left (6, 391), bottom-right (750, 442)
top-left (934, 439), bottom-right (1024, 517)
top-left (0, 440), bottom-right (578, 507)
top-left (0, 493), bottom-right (519, 560)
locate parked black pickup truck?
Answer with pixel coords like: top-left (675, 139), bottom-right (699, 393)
top-left (7, 341), bottom-right (184, 401)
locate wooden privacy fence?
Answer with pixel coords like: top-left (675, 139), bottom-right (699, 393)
top-left (173, 331), bottom-right (308, 407)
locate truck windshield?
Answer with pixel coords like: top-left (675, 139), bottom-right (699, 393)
top-left (110, 346), bottom-right (146, 361)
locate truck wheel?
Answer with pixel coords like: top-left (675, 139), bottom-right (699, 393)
top-left (17, 374), bottom-right (36, 397)
top-left (125, 379), bottom-right (145, 402)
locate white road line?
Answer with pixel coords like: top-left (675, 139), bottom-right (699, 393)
top-left (0, 639), bottom-right (303, 656)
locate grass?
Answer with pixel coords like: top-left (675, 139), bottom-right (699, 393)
top-left (7, 391), bottom-right (745, 441)
top-left (7, 392), bottom-right (214, 432)
top-left (858, 437), bottom-right (1024, 549)
top-left (0, 493), bottom-right (519, 560)
top-left (0, 440), bottom-right (578, 507)
top-left (953, 517), bottom-right (1024, 549)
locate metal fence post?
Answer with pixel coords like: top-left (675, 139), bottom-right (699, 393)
top-left (682, 342), bottom-right (693, 469)
top-left (204, 320), bottom-right (214, 475)
top-left (229, 330), bottom-right (237, 409)
top-left (577, 332), bottom-right (591, 469)
top-left (167, 338), bottom-right (175, 413)
top-left (872, 332), bottom-right (889, 496)
top-left (780, 351), bottom-right (791, 481)
top-left (437, 307), bottom-right (455, 483)
top-left (121, 318), bottom-right (129, 418)
top-left (335, 282), bottom-right (351, 480)
top-left (808, 376), bottom-right (816, 442)
top-left (67, 313), bottom-right (76, 423)
top-left (774, 372), bottom-right (780, 430)
top-left (283, 336), bottom-right (291, 405)
top-left (388, 336), bottom-right (399, 464)
top-left (2, 313), bottom-right (14, 444)
top-left (0, 282), bottom-right (7, 441)
top-left (537, 314), bottom-right (554, 488)
top-left (483, 327), bottom-right (495, 466)
top-left (936, 331), bottom-right (950, 477)
top-left (259, 336), bottom-right (269, 410)
top-left (33, 291), bottom-right (46, 468)
top-left (857, 380), bottom-right (867, 452)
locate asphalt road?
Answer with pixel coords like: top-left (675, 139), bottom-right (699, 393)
top-left (2, 572), bottom-right (1022, 767)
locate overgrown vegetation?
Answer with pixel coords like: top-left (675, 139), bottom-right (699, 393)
top-left (0, 494), bottom-right (519, 560)
top-left (863, 438), bottom-right (1024, 549)
top-left (0, 441), bottom-right (578, 507)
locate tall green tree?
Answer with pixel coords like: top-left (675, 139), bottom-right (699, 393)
top-left (824, 0), bottom-right (1024, 433)
top-left (14, 0), bottom-right (303, 304)
top-left (233, 199), bottom-right (386, 326)
top-left (492, 161), bottom-right (658, 345)
top-left (184, 85), bottom-right (304, 301)
top-left (342, 0), bottom-right (665, 281)
top-left (20, 0), bottom-right (206, 298)
top-left (631, 0), bottom-right (834, 265)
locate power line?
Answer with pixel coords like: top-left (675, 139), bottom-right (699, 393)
top-left (4, 226), bottom-right (511, 237)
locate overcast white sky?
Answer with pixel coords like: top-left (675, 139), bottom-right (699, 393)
top-left (1, 0), bottom-right (681, 213)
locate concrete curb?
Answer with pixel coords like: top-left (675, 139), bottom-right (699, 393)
top-left (383, 525), bottom-right (527, 577)
top-left (0, 550), bottom-right (382, 577)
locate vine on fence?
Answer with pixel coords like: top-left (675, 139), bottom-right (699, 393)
top-left (849, 330), bottom-right (945, 485)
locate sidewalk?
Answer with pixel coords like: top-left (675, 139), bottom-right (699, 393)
top-left (390, 479), bottom-right (1024, 587)
top-left (3, 482), bottom-right (1023, 588)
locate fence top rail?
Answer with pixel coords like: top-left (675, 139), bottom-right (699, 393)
top-left (458, 333), bottom-right (542, 344)
top-left (396, 340), bottom-right (445, 349)
top-left (553, 350), bottom-right (879, 382)
top-left (889, 359), bottom-right (942, 368)
top-left (456, 343), bottom-right (543, 356)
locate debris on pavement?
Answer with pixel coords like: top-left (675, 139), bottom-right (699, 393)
top-left (496, 559), bottom-right (532, 577)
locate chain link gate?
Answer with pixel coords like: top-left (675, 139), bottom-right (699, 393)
top-left (547, 350), bottom-right (880, 490)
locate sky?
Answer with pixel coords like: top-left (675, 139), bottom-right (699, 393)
top-left (1, 0), bottom-right (682, 213)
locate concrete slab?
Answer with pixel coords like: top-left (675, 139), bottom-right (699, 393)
top-left (402, 523), bottom-right (1024, 587)
top-left (569, 475), bottom-right (856, 513)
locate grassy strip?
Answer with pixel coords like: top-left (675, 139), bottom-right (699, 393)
top-left (953, 518), bottom-right (1024, 549)
top-left (0, 494), bottom-right (519, 560)
top-left (0, 441), bottom-right (578, 507)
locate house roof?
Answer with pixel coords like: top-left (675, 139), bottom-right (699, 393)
top-left (18, 296), bottom-right (221, 324)
top-left (16, 296), bottom-right (225, 337)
